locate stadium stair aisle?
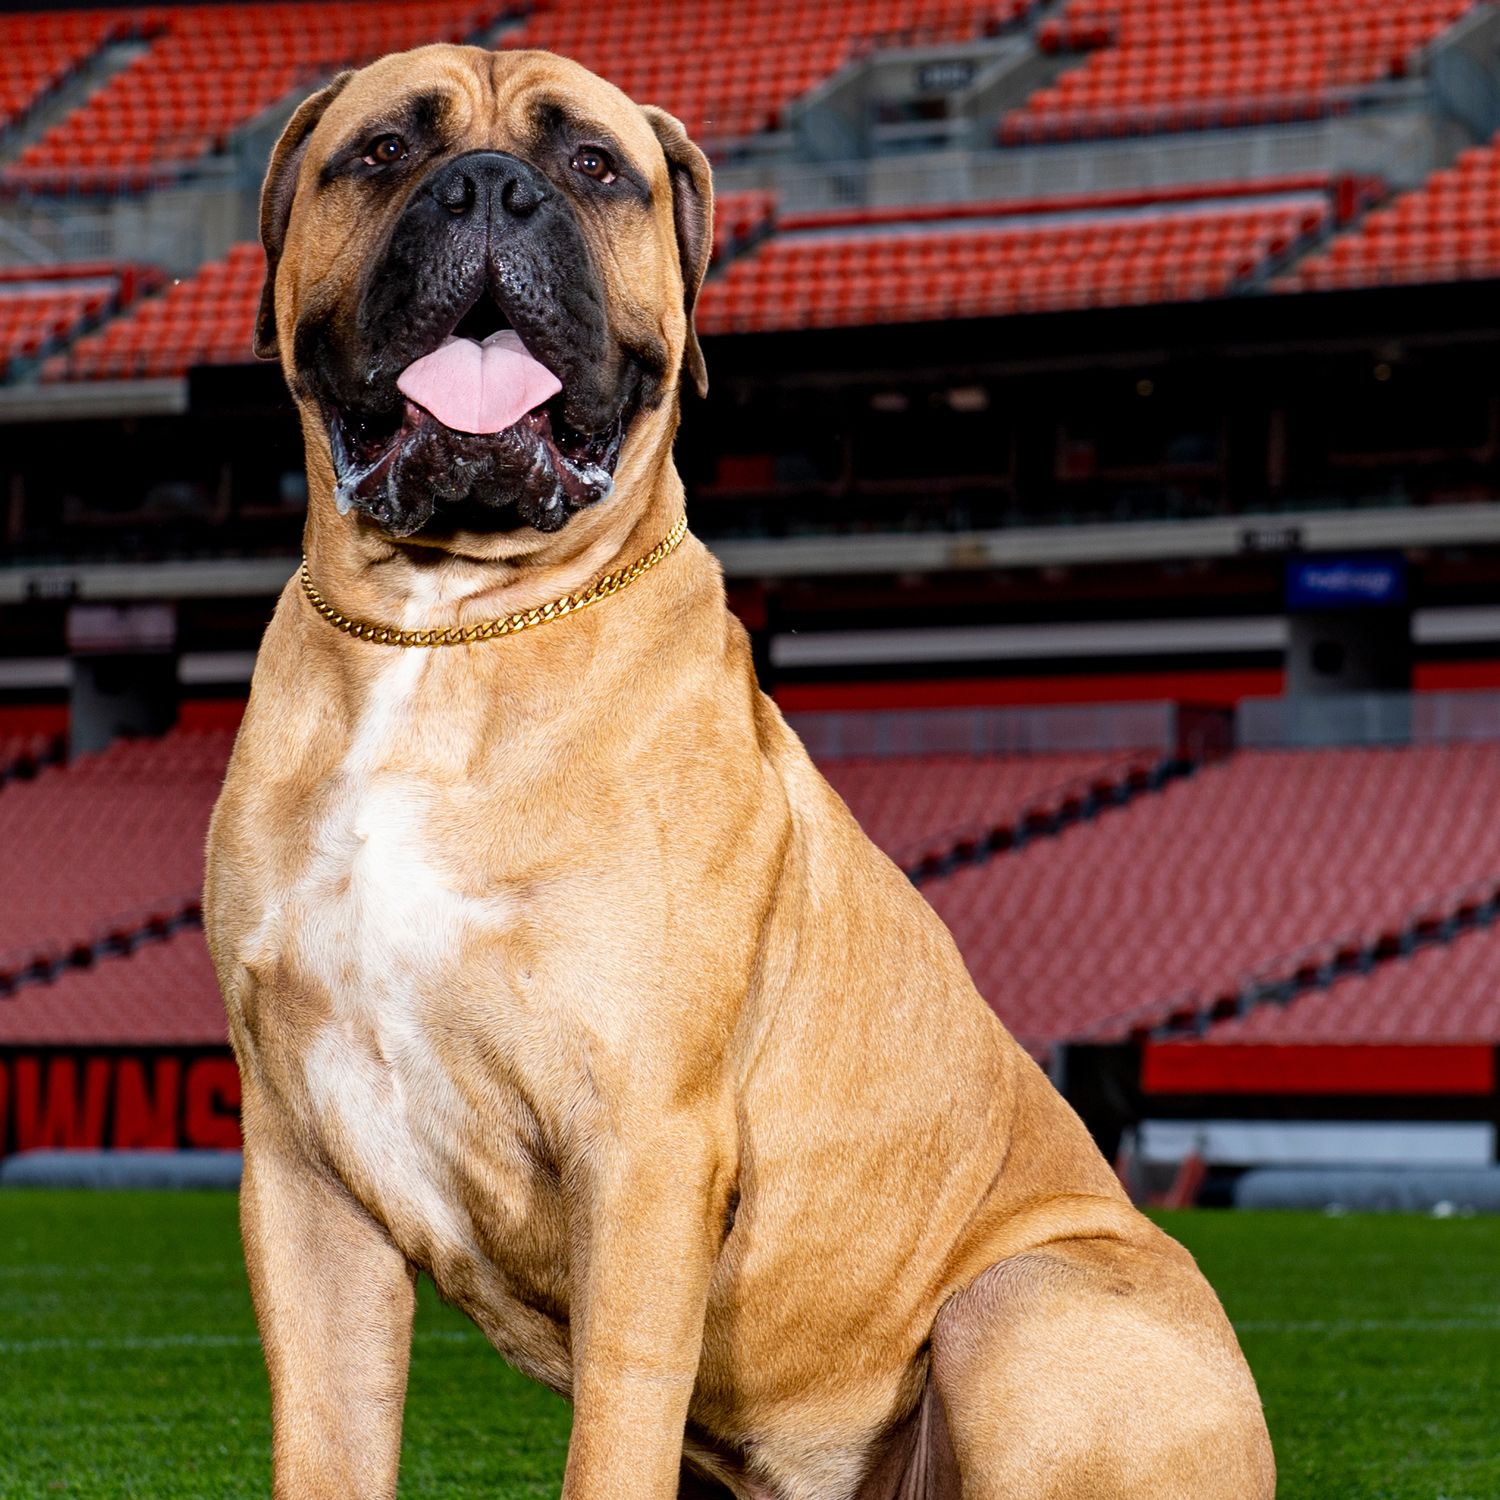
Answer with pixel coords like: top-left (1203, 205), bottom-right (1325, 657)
top-left (919, 743), bottom-right (1500, 1053)
top-left (999, 0), bottom-right (1481, 144)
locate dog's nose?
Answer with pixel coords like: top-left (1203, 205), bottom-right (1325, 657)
top-left (424, 152), bottom-right (551, 221)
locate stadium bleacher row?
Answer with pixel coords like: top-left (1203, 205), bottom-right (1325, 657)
top-left (42, 190), bottom-right (1338, 379)
top-left (41, 189), bottom-right (778, 381)
top-left (697, 196), bottom-right (1330, 333)
top-left (819, 748), bottom-right (1156, 867)
top-left (0, 730), bottom-right (231, 981)
top-left (1003, 0), bottom-right (1480, 142)
top-left (0, 262), bottom-right (163, 380)
top-left (4, 1), bottom-right (510, 193)
top-left (502, 0), bottom-right (1037, 142)
top-left (0, 9), bottom-right (128, 137)
top-left (1204, 909), bottom-right (1500, 1043)
top-left (5, 730), bottom-right (1500, 1061)
top-left (1280, 129), bottom-right (1500, 291)
top-left (0, 0), bottom-right (1472, 190)
top-left (919, 742), bottom-right (1500, 1051)
top-left (0, 0), bottom-right (1491, 379)
top-left (0, 0), bottom-right (1036, 193)
top-left (0, 923), bottom-right (222, 1044)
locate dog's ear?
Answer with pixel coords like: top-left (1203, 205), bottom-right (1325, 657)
top-left (641, 105), bottom-right (713, 400)
top-left (255, 72), bottom-right (354, 361)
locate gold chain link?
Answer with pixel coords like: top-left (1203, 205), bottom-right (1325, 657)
top-left (299, 513), bottom-right (688, 647)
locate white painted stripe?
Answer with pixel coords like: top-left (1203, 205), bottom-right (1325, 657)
top-left (771, 616), bottom-right (1289, 667)
top-left (5, 1315), bottom-right (1497, 1356)
top-left (178, 650), bottom-right (258, 684)
top-left (0, 1328), bottom-right (478, 1355)
top-left (1412, 606), bottom-right (1500, 644)
top-left (0, 657), bottom-right (70, 688)
top-left (1236, 1317), bottom-right (1500, 1334)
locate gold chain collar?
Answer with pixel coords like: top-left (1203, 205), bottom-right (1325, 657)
top-left (299, 513), bottom-right (688, 647)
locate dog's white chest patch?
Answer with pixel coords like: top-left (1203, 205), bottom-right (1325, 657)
top-left (267, 647), bottom-right (506, 1248)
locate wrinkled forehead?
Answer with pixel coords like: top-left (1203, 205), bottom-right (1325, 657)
top-left (307, 45), bottom-right (666, 180)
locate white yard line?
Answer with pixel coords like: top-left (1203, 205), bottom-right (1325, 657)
top-left (8, 1314), bottom-right (1497, 1357)
top-left (0, 1328), bottom-right (478, 1355)
top-left (1237, 1317), bottom-right (1500, 1334)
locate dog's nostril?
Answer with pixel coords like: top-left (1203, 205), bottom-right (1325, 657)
top-left (432, 171), bottom-right (474, 215)
top-left (501, 174), bottom-right (546, 218)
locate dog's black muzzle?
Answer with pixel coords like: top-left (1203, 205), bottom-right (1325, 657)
top-left (299, 150), bottom-right (643, 538)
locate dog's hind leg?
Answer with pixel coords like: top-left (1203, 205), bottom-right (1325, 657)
top-left (929, 1232), bottom-right (1275, 1500)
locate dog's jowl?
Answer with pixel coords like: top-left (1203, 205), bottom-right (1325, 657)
top-left (205, 44), bottom-right (1276, 1500)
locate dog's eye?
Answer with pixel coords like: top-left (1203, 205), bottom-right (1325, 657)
top-left (570, 145), bottom-right (616, 184)
top-left (363, 135), bottom-right (408, 167)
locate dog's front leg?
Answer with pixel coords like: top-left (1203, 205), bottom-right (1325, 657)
top-left (240, 1096), bottom-right (417, 1500)
top-left (561, 1114), bottom-right (734, 1500)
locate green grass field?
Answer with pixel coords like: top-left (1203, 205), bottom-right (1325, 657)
top-left (3, 1194), bottom-right (1498, 1499)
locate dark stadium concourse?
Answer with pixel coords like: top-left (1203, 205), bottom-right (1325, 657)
top-left (10, 280), bottom-right (1500, 712)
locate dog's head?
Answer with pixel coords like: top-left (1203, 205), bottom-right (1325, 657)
top-left (257, 46), bottom-right (711, 544)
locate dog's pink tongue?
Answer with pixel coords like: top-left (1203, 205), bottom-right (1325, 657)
top-left (396, 330), bottom-right (561, 435)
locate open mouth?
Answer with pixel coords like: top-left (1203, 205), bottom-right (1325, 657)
top-left (324, 285), bottom-right (628, 538)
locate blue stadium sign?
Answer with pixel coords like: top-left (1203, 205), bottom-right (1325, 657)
top-left (1285, 554), bottom-right (1407, 611)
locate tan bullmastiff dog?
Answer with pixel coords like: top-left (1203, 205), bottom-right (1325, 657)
top-left (205, 44), bottom-right (1275, 1500)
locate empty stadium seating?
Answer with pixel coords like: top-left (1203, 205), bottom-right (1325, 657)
top-left (820, 750), bottom-right (1148, 865)
top-left (503, 0), bottom-right (1035, 143)
top-left (0, 924), bottom-right (224, 1045)
top-left (1280, 130), bottom-right (1500, 291)
top-left (0, 264), bottom-right (161, 380)
top-left (0, 729), bottom-right (233, 970)
top-left (1201, 913), bottom-right (1500, 1043)
top-left (37, 193), bottom-right (1332, 380)
top-left (921, 744), bottom-right (1500, 1050)
top-left (44, 186), bottom-right (776, 381)
top-left (46, 242), bottom-right (262, 381)
top-left (1002, 0), bottom-right (1479, 144)
top-left (4, 1), bottom-right (508, 194)
top-left (0, 10), bottom-right (125, 137)
top-left (1, 0), bottom-right (1038, 195)
top-left (10, 726), bottom-right (1500, 1059)
top-left (697, 196), bottom-right (1329, 333)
